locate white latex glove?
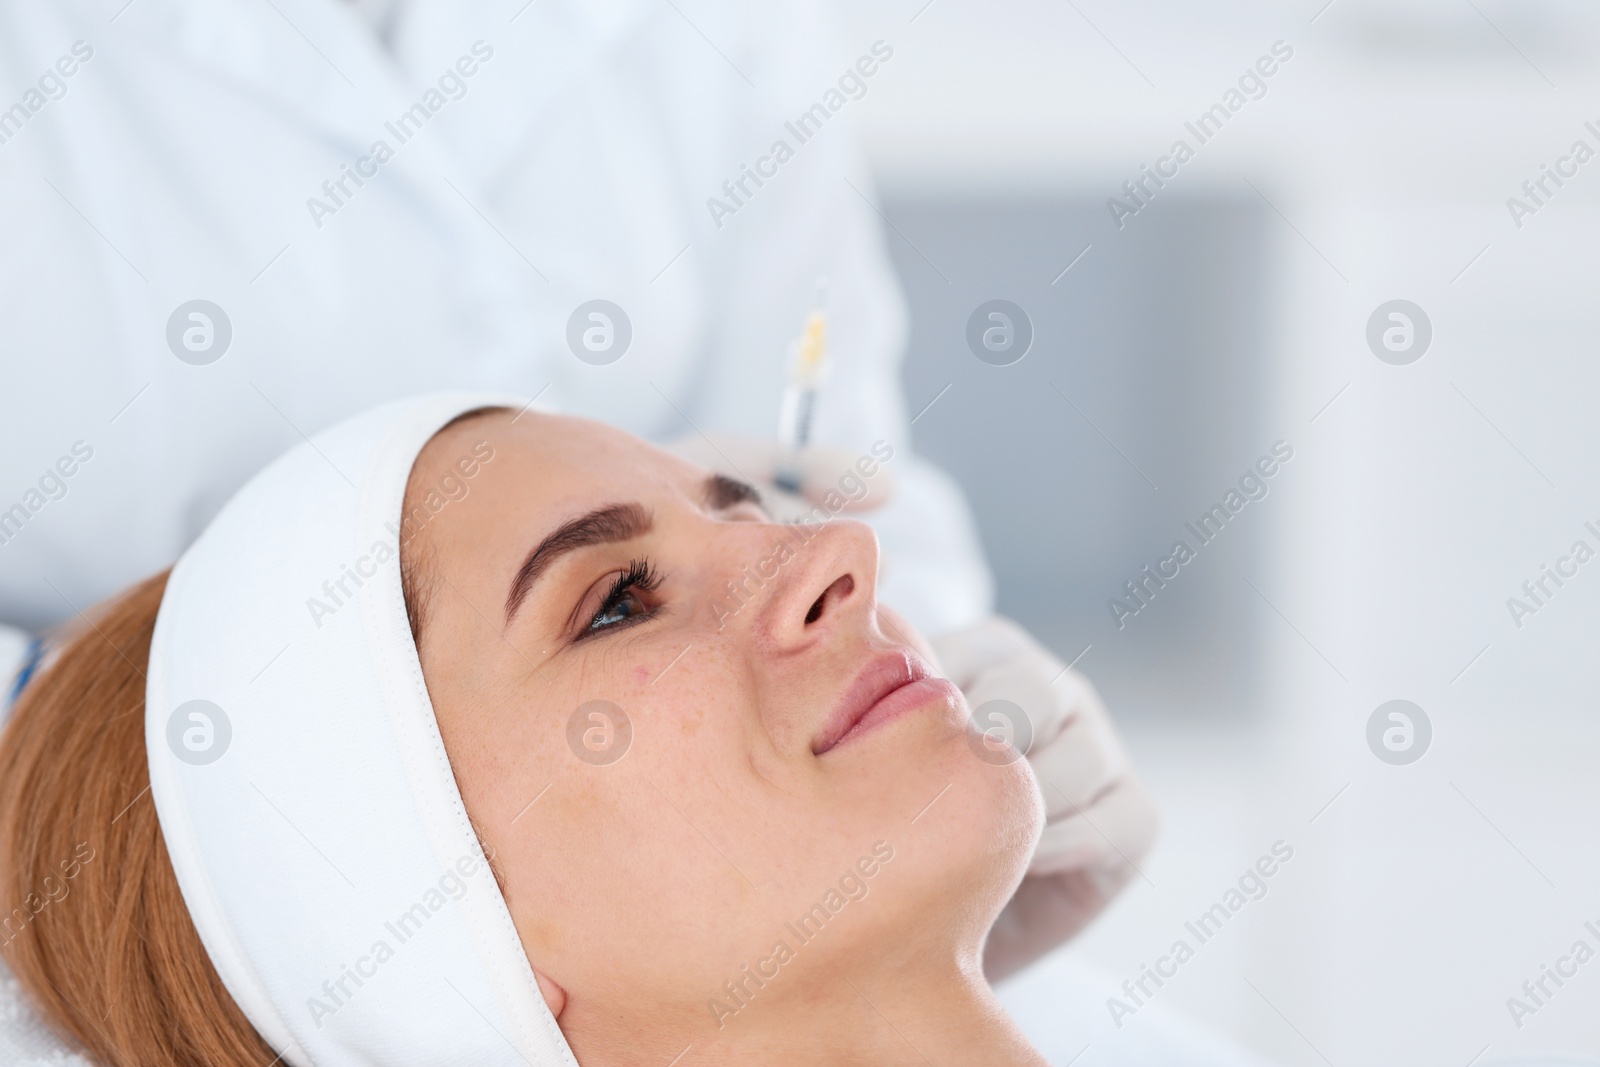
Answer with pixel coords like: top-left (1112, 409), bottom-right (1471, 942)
top-left (931, 616), bottom-right (1159, 974)
top-left (661, 433), bottom-right (895, 523)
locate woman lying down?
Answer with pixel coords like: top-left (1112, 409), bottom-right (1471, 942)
top-left (0, 394), bottom-right (1152, 1067)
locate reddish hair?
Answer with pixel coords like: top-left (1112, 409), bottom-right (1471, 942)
top-left (0, 571), bottom-right (276, 1066)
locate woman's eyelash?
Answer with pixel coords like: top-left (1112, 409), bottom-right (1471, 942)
top-left (576, 558), bottom-right (663, 640)
top-left (605, 558), bottom-right (662, 602)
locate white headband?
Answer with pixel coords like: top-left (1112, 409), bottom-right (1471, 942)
top-left (145, 393), bottom-right (578, 1067)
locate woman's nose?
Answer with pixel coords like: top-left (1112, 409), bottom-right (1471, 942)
top-left (716, 519), bottom-right (880, 653)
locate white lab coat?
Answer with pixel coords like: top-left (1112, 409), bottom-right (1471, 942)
top-left (0, 0), bottom-right (991, 638)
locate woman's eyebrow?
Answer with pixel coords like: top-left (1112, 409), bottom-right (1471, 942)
top-left (504, 502), bottom-right (652, 623)
top-left (704, 473), bottom-right (761, 510)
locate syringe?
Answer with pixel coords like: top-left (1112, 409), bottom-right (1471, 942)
top-left (774, 279), bottom-right (829, 494)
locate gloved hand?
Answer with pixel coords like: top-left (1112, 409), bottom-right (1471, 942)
top-left (930, 615), bottom-right (1159, 978)
top-left (660, 433), bottom-right (895, 523)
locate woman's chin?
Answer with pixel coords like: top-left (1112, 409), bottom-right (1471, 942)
top-left (889, 735), bottom-right (1044, 936)
top-left (968, 748), bottom-right (1047, 890)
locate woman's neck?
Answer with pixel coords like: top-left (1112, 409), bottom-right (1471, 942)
top-left (745, 962), bottom-right (1048, 1067)
top-left (573, 952), bottom-right (1049, 1067)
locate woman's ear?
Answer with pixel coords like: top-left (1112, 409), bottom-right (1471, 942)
top-left (533, 968), bottom-right (567, 1020)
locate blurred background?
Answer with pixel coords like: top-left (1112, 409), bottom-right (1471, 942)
top-left (835, 0), bottom-right (1600, 1062)
top-left (4, 0), bottom-right (1597, 1061)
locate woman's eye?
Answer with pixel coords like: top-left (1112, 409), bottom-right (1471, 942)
top-left (589, 590), bottom-right (648, 632)
top-left (574, 559), bottom-right (662, 641)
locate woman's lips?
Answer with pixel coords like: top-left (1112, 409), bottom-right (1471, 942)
top-left (813, 650), bottom-right (961, 755)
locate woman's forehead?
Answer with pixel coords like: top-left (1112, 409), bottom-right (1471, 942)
top-left (412, 410), bottom-right (701, 516)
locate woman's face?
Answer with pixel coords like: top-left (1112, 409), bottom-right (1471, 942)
top-left (406, 410), bottom-right (1041, 1051)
